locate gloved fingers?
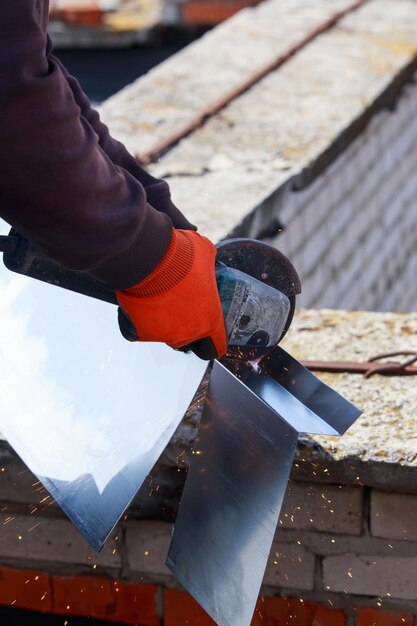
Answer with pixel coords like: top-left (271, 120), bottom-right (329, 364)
top-left (117, 307), bottom-right (138, 341)
top-left (117, 307), bottom-right (221, 360)
top-left (186, 337), bottom-right (219, 361)
top-left (116, 230), bottom-right (228, 360)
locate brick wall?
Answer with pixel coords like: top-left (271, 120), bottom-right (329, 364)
top-left (264, 76), bottom-right (417, 313)
top-left (2, 455), bottom-right (417, 624)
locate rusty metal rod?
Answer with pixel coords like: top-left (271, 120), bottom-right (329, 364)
top-left (301, 352), bottom-right (417, 377)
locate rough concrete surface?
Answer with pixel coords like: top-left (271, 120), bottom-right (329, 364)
top-left (100, 0), bottom-right (417, 243)
top-left (100, 0), bottom-right (354, 157)
top-left (281, 309), bottom-right (417, 490)
top-left (150, 0), bottom-right (417, 242)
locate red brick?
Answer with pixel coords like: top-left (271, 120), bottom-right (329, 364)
top-left (52, 575), bottom-right (159, 625)
top-left (164, 589), bottom-right (216, 625)
top-left (0, 566), bottom-right (52, 613)
top-left (112, 581), bottom-right (159, 626)
top-left (183, 1), bottom-right (260, 25)
top-left (164, 591), bottom-right (348, 626)
top-left (253, 597), bottom-right (315, 625)
top-left (52, 574), bottom-right (115, 621)
top-left (252, 597), bottom-right (346, 626)
top-left (357, 608), bottom-right (414, 626)
top-left (313, 604), bottom-right (346, 626)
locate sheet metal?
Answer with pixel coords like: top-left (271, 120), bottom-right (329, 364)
top-left (167, 348), bottom-right (361, 626)
top-left (0, 262), bottom-right (207, 550)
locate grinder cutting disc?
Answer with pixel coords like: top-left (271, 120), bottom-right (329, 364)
top-left (216, 238), bottom-right (301, 355)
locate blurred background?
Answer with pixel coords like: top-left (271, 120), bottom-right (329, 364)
top-left (49, 0), bottom-right (247, 103)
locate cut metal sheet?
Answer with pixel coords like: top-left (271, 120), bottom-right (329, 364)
top-left (0, 263), bottom-right (207, 550)
top-left (167, 348), bottom-right (361, 626)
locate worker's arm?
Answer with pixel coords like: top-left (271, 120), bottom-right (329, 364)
top-left (48, 41), bottom-right (195, 231)
top-left (0, 2), bottom-right (226, 358)
top-left (0, 1), bottom-right (172, 289)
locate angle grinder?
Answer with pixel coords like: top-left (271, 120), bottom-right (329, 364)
top-left (216, 239), bottom-right (300, 353)
top-left (1, 231), bottom-right (300, 357)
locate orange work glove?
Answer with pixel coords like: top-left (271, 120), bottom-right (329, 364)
top-left (116, 229), bottom-right (227, 360)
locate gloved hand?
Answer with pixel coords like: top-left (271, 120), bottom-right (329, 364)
top-left (116, 229), bottom-right (227, 360)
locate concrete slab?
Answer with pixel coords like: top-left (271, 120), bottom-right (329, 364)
top-left (281, 309), bottom-right (417, 492)
top-left (100, 0), bottom-right (358, 156)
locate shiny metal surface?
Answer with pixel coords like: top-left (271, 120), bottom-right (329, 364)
top-left (0, 261), bottom-right (207, 550)
top-left (168, 349), bottom-right (361, 626)
top-left (256, 347), bottom-right (360, 434)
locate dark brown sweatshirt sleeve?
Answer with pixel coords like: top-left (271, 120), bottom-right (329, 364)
top-left (0, 1), bottom-right (173, 290)
top-left (48, 42), bottom-right (196, 231)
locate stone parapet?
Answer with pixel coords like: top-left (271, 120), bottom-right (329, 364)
top-left (100, 0), bottom-right (417, 244)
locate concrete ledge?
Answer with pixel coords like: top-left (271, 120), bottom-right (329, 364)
top-left (100, 0), bottom-right (357, 158)
top-left (100, 0), bottom-right (417, 243)
top-left (283, 309), bottom-right (417, 493)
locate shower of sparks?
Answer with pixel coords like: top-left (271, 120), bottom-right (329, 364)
top-left (28, 522), bottom-right (41, 532)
